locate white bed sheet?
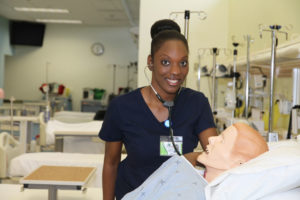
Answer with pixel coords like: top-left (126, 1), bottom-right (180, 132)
top-left (259, 187), bottom-right (300, 200)
top-left (45, 120), bottom-right (103, 145)
top-left (9, 152), bottom-right (127, 188)
top-left (53, 111), bottom-right (96, 123)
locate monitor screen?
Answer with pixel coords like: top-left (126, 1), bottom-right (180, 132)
top-left (10, 21), bottom-right (46, 47)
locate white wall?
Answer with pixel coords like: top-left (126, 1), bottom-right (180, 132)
top-left (4, 24), bottom-right (138, 111)
top-left (228, 0), bottom-right (300, 56)
top-left (138, 0), bottom-right (229, 104)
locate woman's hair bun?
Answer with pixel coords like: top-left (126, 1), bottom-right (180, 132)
top-left (150, 19), bottom-right (181, 39)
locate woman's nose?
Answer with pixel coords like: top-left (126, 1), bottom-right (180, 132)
top-left (208, 136), bottom-right (216, 144)
top-left (170, 63), bottom-right (180, 75)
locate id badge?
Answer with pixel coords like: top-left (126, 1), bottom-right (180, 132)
top-left (160, 136), bottom-right (183, 156)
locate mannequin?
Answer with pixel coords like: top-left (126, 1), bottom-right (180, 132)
top-left (122, 123), bottom-right (269, 200)
top-left (197, 122), bottom-right (269, 182)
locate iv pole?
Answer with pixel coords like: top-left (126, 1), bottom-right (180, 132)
top-left (232, 42), bottom-right (239, 118)
top-left (260, 25), bottom-right (288, 142)
top-left (196, 48), bottom-right (211, 91)
top-left (245, 35), bottom-right (251, 119)
top-left (45, 62), bottom-right (51, 122)
top-left (211, 47), bottom-right (219, 114)
top-left (169, 10), bottom-right (207, 41)
top-left (210, 48), bottom-right (231, 114)
top-left (196, 54), bottom-right (201, 91)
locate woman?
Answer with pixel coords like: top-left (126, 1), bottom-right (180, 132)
top-left (99, 19), bottom-right (217, 200)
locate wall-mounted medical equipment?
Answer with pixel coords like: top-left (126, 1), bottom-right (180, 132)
top-left (196, 47), bottom-right (231, 113)
top-left (259, 25), bottom-right (288, 142)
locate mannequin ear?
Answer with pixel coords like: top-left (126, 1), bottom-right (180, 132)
top-left (236, 158), bottom-right (246, 166)
top-left (147, 55), bottom-right (154, 71)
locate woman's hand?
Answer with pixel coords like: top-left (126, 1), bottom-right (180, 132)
top-left (183, 152), bottom-right (202, 167)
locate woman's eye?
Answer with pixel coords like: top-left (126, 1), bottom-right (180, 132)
top-left (161, 60), bottom-right (170, 66)
top-left (180, 60), bottom-right (188, 67)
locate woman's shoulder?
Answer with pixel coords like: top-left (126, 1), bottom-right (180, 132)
top-left (109, 88), bottom-right (142, 105)
top-left (181, 87), bottom-right (207, 99)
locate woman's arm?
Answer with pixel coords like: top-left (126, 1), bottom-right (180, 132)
top-left (102, 141), bottom-right (123, 200)
top-left (184, 152), bottom-right (201, 166)
top-left (198, 127), bottom-right (218, 150)
top-left (184, 128), bottom-right (218, 166)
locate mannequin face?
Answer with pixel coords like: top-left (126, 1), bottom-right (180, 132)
top-left (148, 39), bottom-right (189, 99)
top-left (197, 123), bottom-right (268, 182)
top-left (198, 125), bottom-right (239, 170)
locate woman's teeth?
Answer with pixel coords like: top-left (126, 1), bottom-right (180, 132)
top-left (167, 79), bottom-right (179, 85)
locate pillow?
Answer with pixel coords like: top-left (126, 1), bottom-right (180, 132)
top-left (205, 140), bottom-right (300, 200)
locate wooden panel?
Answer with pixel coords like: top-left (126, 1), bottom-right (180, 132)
top-left (23, 166), bottom-right (95, 182)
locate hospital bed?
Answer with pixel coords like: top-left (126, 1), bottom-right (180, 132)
top-left (38, 111), bottom-right (104, 153)
top-left (9, 152), bottom-right (105, 188)
top-left (0, 129), bottom-right (108, 182)
top-left (51, 111), bottom-right (96, 123)
top-left (8, 152), bottom-right (127, 188)
top-left (0, 132), bottom-right (21, 178)
top-left (122, 139), bottom-right (300, 200)
top-left (0, 130), bottom-right (126, 187)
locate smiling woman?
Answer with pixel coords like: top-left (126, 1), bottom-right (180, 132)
top-left (99, 19), bottom-right (217, 200)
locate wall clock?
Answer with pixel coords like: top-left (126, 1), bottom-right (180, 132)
top-left (91, 42), bottom-right (105, 56)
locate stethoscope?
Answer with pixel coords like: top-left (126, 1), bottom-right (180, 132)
top-left (150, 84), bottom-right (182, 156)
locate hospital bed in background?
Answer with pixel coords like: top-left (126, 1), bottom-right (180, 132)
top-left (0, 132), bottom-right (21, 178)
top-left (0, 130), bottom-right (126, 187)
top-left (39, 111), bottom-right (104, 154)
top-left (0, 110), bottom-right (105, 179)
top-left (8, 152), bottom-right (127, 188)
top-left (51, 111), bottom-right (96, 123)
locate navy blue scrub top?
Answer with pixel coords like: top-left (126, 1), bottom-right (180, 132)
top-left (99, 87), bottom-right (215, 200)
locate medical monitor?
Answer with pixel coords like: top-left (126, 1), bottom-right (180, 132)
top-left (10, 21), bottom-right (46, 47)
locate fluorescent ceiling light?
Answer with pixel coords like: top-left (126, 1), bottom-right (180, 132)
top-left (36, 19), bottom-right (82, 24)
top-left (14, 7), bottom-right (69, 13)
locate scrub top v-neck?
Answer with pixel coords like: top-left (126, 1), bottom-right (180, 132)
top-left (99, 87), bottom-right (215, 200)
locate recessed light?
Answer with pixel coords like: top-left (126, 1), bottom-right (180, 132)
top-left (14, 7), bottom-right (69, 13)
top-left (36, 19), bottom-right (82, 24)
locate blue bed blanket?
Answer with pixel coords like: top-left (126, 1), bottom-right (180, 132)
top-left (122, 155), bottom-right (207, 200)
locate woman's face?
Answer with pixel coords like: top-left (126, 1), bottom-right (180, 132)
top-left (197, 125), bottom-right (238, 170)
top-left (149, 39), bottom-right (189, 97)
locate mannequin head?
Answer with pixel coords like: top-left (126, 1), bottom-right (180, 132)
top-left (197, 122), bottom-right (268, 182)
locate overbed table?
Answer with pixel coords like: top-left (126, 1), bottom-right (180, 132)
top-left (20, 165), bottom-right (96, 200)
top-left (54, 130), bottom-right (102, 152)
